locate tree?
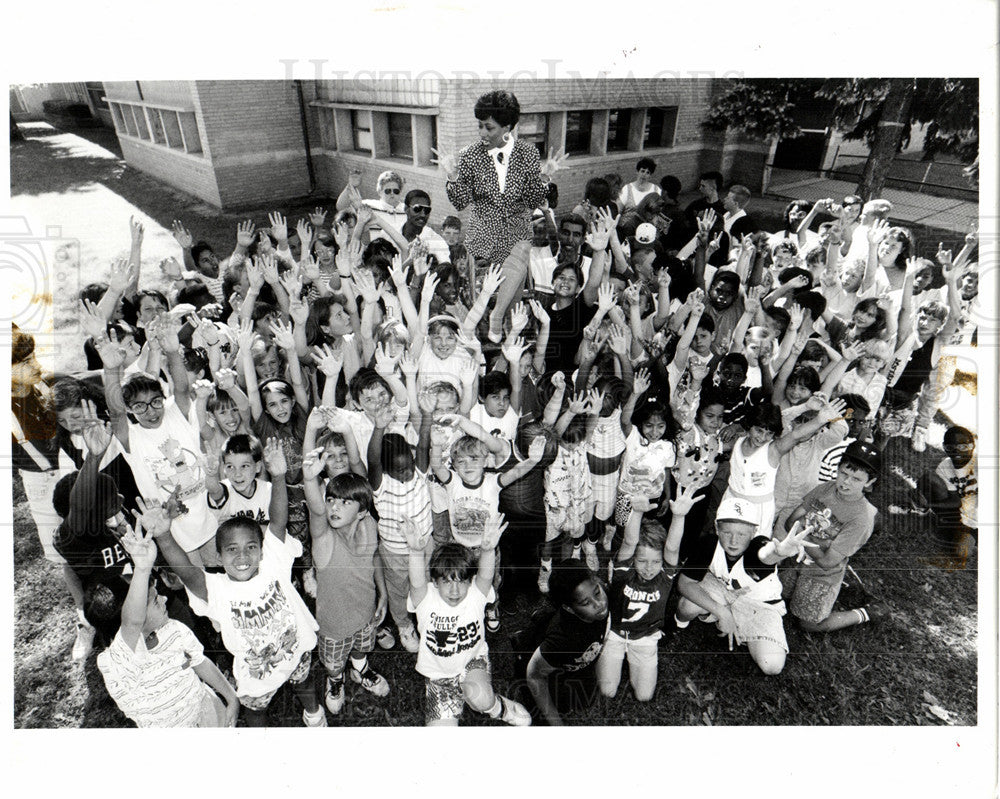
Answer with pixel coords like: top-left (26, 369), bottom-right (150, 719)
top-left (704, 78), bottom-right (979, 200)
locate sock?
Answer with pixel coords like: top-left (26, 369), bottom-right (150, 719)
top-left (571, 542), bottom-right (582, 558)
top-left (855, 608), bottom-right (870, 624)
top-left (540, 558), bottom-right (552, 570)
top-left (673, 614), bottom-right (690, 629)
top-left (585, 517), bottom-right (603, 545)
top-left (485, 697), bottom-right (503, 718)
top-left (349, 655), bottom-right (368, 673)
top-left (76, 608), bottom-right (91, 627)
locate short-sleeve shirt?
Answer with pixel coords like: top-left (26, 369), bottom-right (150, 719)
top-left (793, 482), bottom-right (876, 579)
top-left (373, 469), bottom-right (433, 555)
top-left (608, 565), bottom-right (673, 639)
top-left (97, 620), bottom-right (211, 728)
top-left (545, 295), bottom-right (597, 375)
top-left (618, 428), bottom-right (676, 500)
top-left (538, 609), bottom-right (608, 673)
top-left (187, 531), bottom-right (318, 698)
top-left (208, 478), bottom-right (272, 531)
top-left (408, 581), bottom-right (494, 680)
top-left (439, 470), bottom-right (502, 549)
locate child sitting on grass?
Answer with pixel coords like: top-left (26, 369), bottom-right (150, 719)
top-left (303, 461), bottom-right (390, 716)
top-left (149, 438), bottom-right (325, 727)
top-left (403, 516), bottom-right (531, 727)
top-left (97, 519), bottom-right (239, 727)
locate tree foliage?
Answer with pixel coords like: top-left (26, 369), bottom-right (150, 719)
top-left (706, 78), bottom-right (978, 163)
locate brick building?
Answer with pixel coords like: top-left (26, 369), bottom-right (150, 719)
top-left (101, 78), bottom-right (770, 219)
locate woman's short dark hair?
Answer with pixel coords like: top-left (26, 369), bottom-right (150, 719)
top-left (473, 90), bottom-right (521, 129)
top-left (636, 157), bottom-right (656, 174)
top-left (583, 178), bottom-right (613, 208)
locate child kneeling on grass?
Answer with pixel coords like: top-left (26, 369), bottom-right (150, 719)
top-left (779, 440), bottom-right (885, 631)
top-left (150, 438), bottom-right (325, 727)
top-left (97, 517), bottom-right (239, 727)
top-left (403, 515), bottom-right (531, 727)
top-left (672, 496), bottom-right (814, 676)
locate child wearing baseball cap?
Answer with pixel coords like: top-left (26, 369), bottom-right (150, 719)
top-left (778, 440), bottom-right (884, 632)
top-left (672, 494), bottom-right (814, 675)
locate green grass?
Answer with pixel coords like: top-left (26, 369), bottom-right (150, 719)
top-left (11, 122), bottom-right (977, 728)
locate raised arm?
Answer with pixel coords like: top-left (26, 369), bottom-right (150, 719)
top-left (95, 332), bottom-right (131, 450)
top-left (262, 437), bottom-right (289, 542)
top-left (144, 496), bottom-right (207, 603)
top-left (403, 518), bottom-right (432, 607)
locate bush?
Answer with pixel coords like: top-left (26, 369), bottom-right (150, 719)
top-left (41, 100), bottom-right (94, 120)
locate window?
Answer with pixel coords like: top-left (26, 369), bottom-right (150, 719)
top-left (109, 101), bottom-right (203, 155)
top-left (84, 82), bottom-right (108, 110)
top-left (607, 108), bottom-right (632, 152)
top-left (644, 106), bottom-right (678, 149)
top-left (351, 110), bottom-right (373, 153)
top-left (387, 112), bottom-right (413, 159)
top-left (565, 111), bottom-right (593, 155)
top-left (518, 113), bottom-right (548, 156)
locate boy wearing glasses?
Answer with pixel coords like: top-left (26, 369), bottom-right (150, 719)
top-left (97, 319), bottom-right (216, 565)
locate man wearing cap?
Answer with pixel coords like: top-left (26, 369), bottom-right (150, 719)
top-left (778, 440), bottom-right (883, 633)
top-left (672, 495), bottom-right (814, 675)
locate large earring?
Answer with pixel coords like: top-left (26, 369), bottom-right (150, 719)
top-left (502, 131), bottom-right (512, 143)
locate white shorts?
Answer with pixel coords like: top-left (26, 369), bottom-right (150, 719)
top-left (20, 469), bottom-right (66, 565)
top-left (590, 471), bottom-right (619, 521)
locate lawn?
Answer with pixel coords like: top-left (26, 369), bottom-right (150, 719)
top-left (11, 122), bottom-right (978, 728)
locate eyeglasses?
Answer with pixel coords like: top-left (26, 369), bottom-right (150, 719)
top-left (409, 205), bottom-right (432, 214)
top-left (128, 396), bottom-right (165, 414)
top-left (383, 188), bottom-right (401, 195)
top-left (943, 442), bottom-right (975, 452)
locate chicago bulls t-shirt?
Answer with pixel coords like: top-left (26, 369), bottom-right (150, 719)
top-left (408, 581), bottom-right (495, 680)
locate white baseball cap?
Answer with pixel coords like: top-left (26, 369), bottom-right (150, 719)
top-left (715, 496), bottom-right (760, 527)
top-left (635, 222), bottom-right (657, 244)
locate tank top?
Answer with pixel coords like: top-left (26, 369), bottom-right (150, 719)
top-left (709, 543), bottom-right (783, 603)
top-left (314, 520), bottom-right (378, 640)
top-left (727, 436), bottom-right (779, 503)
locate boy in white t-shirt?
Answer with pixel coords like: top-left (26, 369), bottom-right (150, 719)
top-left (149, 439), bottom-right (326, 727)
top-left (205, 433), bottom-right (272, 531)
top-left (403, 516), bottom-right (531, 727)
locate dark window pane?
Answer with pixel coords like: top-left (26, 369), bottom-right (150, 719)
top-left (565, 111), bottom-right (592, 155)
top-left (388, 112), bottom-right (413, 159)
top-left (607, 108), bottom-right (631, 152)
top-left (643, 107), bottom-right (678, 149)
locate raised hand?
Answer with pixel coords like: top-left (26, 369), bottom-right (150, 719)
top-left (402, 517), bottom-right (432, 551)
top-left (632, 367), bottom-right (651, 397)
top-left (215, 368), bottom-right (238, 391)
top-left (311, 343), bottom-right (344, 377)
top-left (706, 231), bottom-right (724, 256)
top-left (622, 282), bottom-right (642, 308)
top-left (455, 327), bottom-right (482, 356)
top-left (268, 319), bottom-right (296, 351)
top-left (235, 317), bottom-right (256, 355)
top-left (867, 219), bottom-right (889, 245)
top-left (421, 271), bottom-right (440, 305)
top-left (413, 253), bottom-right (430, 277)
top-left (509, 302), bottom-right (529, 335)
top-left (566, 390), bottom-right (588, 415)
top-left (192, 379), bottom-right (216, 401)
top-left (119, 521), bottom-right (158, 571)
top-left (596, 282), bottom-right (615, 313)
top-left (585, 387), bottom-right (605, 415)
top-left (107, 255), bottom-right (135, 294)
top-left (245, 258), bottom-right (265, 291)
top-left (480, 512), bottom-right (509, 551)
top-left (480, 264), bottom-right (506, 297)
top-left (788, 303), bottom-right (805, 330)
top-left (263, 437), bottom-right (287, 477)
top-left (697, 208), bottom-right (718, 234)
top-left (268, 211), bottom-right (288, 244)
top-left (608, 325), bottom-right (630, 356)
top-left (80, 399), bottom-right (113, 454)
top-left (550, 371), bottom-right (566, 391)
top-left (744, 285), bottom-right (764, 316)
top-left (526, 435), bottom-right (547, 462)
top-left (822, 397), bottom-right (848, 424)
top-left (296, 219), bottom-right (313, 255)
top-left (80, 298), bottom-right (108, 341)
top-left (668, 482), bottom-right (707, 516)
top-left (301, 446), bottom-right (326, 481)
top-left (160, 256), bottom-right (184, 281)
top-left (258, 253), bottom-right (280, 285)
top-left (540, 147), bottom-right (568, 178)
top-left (279, 270), bottom-right (304, 302)
top-left (501, 335), bottom-right (528, 367)
top-left (688, 359), bottom-right (710, 382)
top-left (158, 315), bottom-right (183, 354)
top-left (172, 220), bottom-right (193, 249)
top-left (135, 496), bottom-right (175, 539)
top-left (774, 519), bottom-right (815, 562)
top-left (309, 207), bottom-right (328, 229)
top-left (373, 342), bottom-right (399, 377)
top-left (430, 146), bottom-right (459, 178)
top-left (236, 220), bottom-right (256, 249)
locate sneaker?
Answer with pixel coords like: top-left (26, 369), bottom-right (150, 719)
top-left (498, 696), bottom-right (532, 726)
top-left (72, 622), bottom-right (96, 661)
top-left (325, 677), bottom-right (346, 714)
top-left (303, 706), bottom-right (328, 727)
top-left (399, 626), bottom-right (420, 654)
top-left (485, 604), bottom-right (501, 633)
top-left (861, 601), bottom-right (891, 624)
top-left (912, 428), bottom-right (927, 453)
top-left (349, 665), bottom-right (390, 697)
top-left (601, 525), bottom-right (615, 551)
top-left (537, 562), bottom-right (552, 595)
top-left (302, 568), bottom-right (318, 599)
top-left (376, 626), bottom-right (396, 650)
top-left (582, 540), bottom-right (599, 572)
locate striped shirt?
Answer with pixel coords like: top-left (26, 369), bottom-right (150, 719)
top-left (817, 437), bottom-right (856, 482)
top-left (373, 469), bottom-right (433, 555)
top-left (97, 620), bottom-right (210, 728)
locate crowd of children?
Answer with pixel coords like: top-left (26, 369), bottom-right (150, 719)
top-left (12, 88), bottom-right (981, 727)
